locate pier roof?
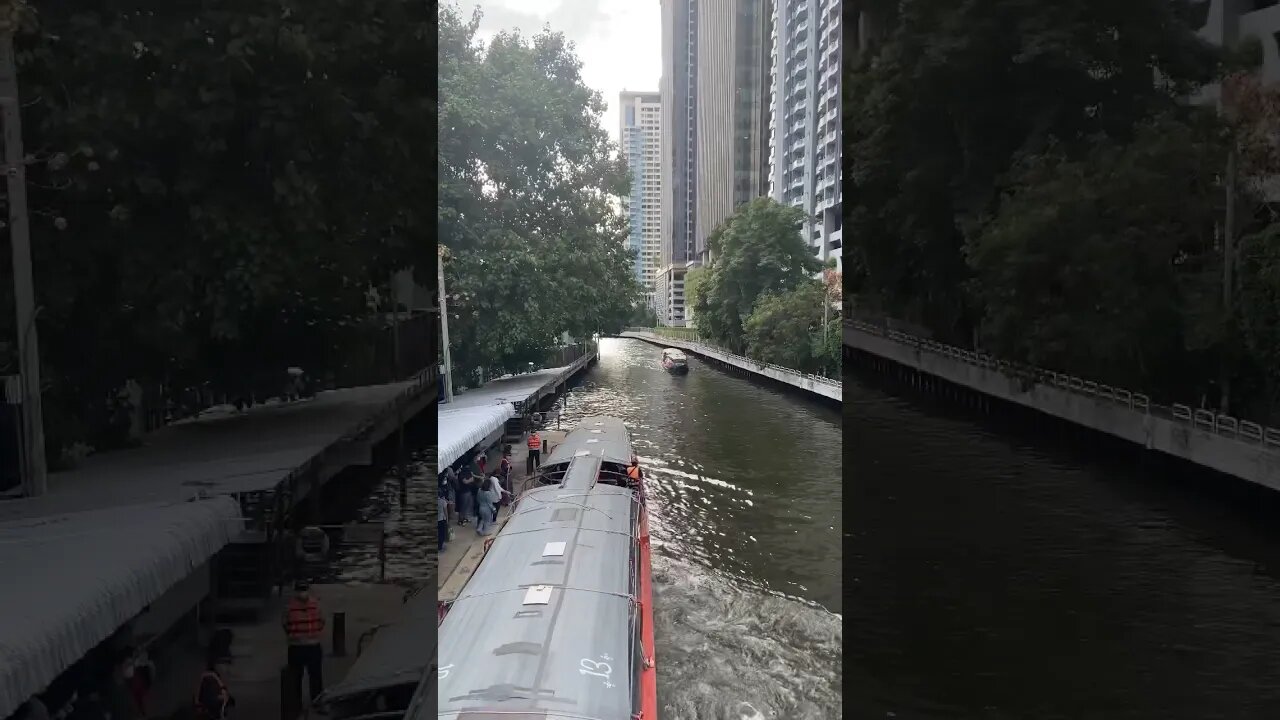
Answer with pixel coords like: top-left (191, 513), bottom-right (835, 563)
top-left (438, 403), bottom-right (514, 469)
top-left (0, 381), bottom-right (419, 522)
top-left (0, 497), bottom-right (239, 717)
top-left (442, 364), bottom-right (574, 411)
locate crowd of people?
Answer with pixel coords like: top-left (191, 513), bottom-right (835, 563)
top-left (437, 440), bottom-right (523, 552)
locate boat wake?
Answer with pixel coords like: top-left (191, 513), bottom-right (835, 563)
top-left (653, 553), bottom-right (842, 719)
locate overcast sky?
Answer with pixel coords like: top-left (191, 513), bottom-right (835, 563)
top-left (461, 0), bottom-right (662, 144)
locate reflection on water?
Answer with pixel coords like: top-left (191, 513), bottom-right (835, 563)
top-left (556, 339), bottom-right (842, 719)
top-left (321, 450), bottom-right (437, 585)
top-left (849, 377), bottom-right (1280, 719)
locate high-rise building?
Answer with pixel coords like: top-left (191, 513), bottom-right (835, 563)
top-left (1194, 1), bottom-right (1280, 89)
top-left (695, 0), bottom-right (771, 268)
top-left (658, 0), bottom-right (699, 326)
top-left (767, 0), bottom-right (841, 271)
top-left (620, 91), bottom-right (663, 309)
top-left (1192, 1), bottom-right (1280, 202)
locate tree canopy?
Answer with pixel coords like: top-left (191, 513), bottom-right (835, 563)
top-left (691, 198), bottom-right (821, 353)
top-left (438, 4), bottom-right (641, 382)
top-left (844, 0), bottom-right (1280, 420)
top-left (743, 280), bottom-right (839, 376)
top-left (847, 0), bottom-right (1220, 343)
top-left (0, 1), bottom-right (434, 457)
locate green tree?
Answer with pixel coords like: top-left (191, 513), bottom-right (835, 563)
top-left (965, 115), bottom-right (1226, 393)
top-left (684, 266), bottom-right (707, 326)
top-left (692, 198), bottom-right (821, 353)
top-left (626, 303), bottom-right (658, 328)
top-left (845, 0), bottom-right (1220, 343)
top-left (1238, 224), bottom-right (1280, 421)
top-left (1225, 58), bottom-right (1280, 420)
top-left (743, 280), bottom-right (835, 375)
top-left (0, 1), bottom-right (434, 456)
top-left (438, 5), bottom-right (640, 379)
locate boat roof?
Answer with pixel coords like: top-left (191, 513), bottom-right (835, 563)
top-left (662, 347), bottom-right (686, 356)
top-left (436, 465), bottom-right (641, 720)
top-left (542, 416), bottom-right (633, 468)
top-left (317, 586), bottom-right (438, 703)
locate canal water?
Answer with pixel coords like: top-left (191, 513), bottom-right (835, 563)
top-left (849, 376), bottom-right (1280, 719)
top-left (326, 338), bottom-right (842, 719)
top-left (553, 338), bottom-right (843, 720)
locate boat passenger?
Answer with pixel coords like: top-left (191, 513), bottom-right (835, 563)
top-left (627, 457), bottom-right (644, 484)
top-left (476, 477), bottom-right (498, 536)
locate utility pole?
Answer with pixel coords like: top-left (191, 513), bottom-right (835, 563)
top-left (1221, 147), bottom-right (1237, 415)
top-left (0, 16), bottom-right (46, 497)
top-left (437, 245), bottom-right (454, 402)
top-left (391, 277), bottom-right (406, 484)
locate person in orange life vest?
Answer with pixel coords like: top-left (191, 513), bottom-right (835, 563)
top-left (194, 656), bottom-right (234, 719)
top-left (626, 456), bottom-right (643, 485)
top-left (282, 581), bottom-right (326, 703)
top-left (527, 431), bottom-right (542, 468)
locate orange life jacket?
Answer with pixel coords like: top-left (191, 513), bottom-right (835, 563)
top-left (627, 465), bottom-right (641, 480)
top-left (285, 597), bottom-right (324, 643)
top-left (527, 434), bottom-right (541, 450)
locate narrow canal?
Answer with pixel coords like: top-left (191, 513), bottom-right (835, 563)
top-left (553, 338), bottom-right (843, 720)
top-left (323, 338), bottom-right (842, 719)
top-left (849, 376), bottom-right (1280, 719)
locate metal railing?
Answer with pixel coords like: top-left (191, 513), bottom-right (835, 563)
top-left (845, 318), bottom-right (1280, 450)
top-left (622, 328), bottom-right (841, 389)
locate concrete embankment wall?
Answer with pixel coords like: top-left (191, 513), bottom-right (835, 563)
top-left (620, 331), bottom-right (841, 402)
top-left (844, 322), bottom-right (1280, 492)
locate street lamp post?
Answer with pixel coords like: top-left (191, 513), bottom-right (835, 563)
top-left (0, 12), bottom-right (46, 497)
top-left (438, 245), bottom-right (454, 402)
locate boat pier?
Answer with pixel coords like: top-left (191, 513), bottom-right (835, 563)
top-left (437, 341), bottom-right (597, 473)
top-left (0, 371), bottom-right (436, 720)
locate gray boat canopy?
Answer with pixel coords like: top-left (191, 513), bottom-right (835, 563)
top-left (434, 419), bottom-right (643, 720)
top-left (541, 415), bottom-right (634, 469)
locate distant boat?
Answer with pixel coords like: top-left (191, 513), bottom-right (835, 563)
top-left (661, 348), bottom-right (689, 374)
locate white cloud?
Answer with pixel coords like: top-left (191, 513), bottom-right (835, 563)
top-left (464, 0), bottom-right (662, 145)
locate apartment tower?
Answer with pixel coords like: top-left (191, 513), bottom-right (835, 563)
top-left (767, 0), bottom-right (842, 270)
top-left (620, 91), bottom-right (663, 309)
top-left (658, 0), bottom-right (699, 326)
top-left (695, 0), bottom-right (772, 268)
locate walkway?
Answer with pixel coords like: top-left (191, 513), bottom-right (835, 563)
top-left (845, 318), bottom-right (1280, 490)
top-left (0, 377), bottom-right (433, 524)
top-left (619, 330), bottom-right (841, 401)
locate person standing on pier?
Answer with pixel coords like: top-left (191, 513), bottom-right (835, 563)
top-left (527, 430), bottom-right (542, 471)
top-left (282, 581), bottom-right (326, 705)
top-left (438, 474), bottom-right (452, 552)
top-left (476, 475), bottom-right (500, 535)
top-left (499, 446), bottom-right (513, 495)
